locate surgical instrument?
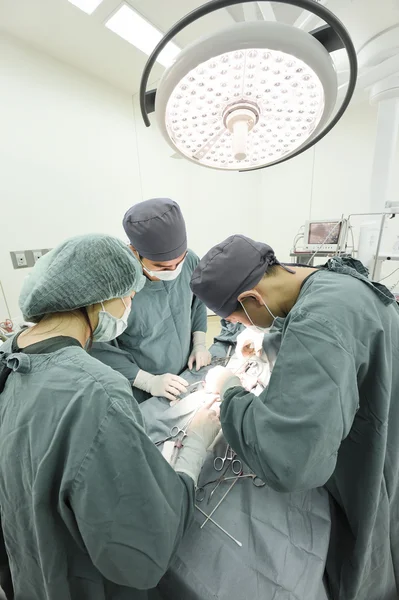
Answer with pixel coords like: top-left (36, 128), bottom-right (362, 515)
top-left (211, 345), bottom-right (233, 368)
top-left (155, 404), bottom-right (202, 446)
top-left (184, 380), bottom-right (205, 393)
top-left (169, 405), bottom-right (202, 468)
top-left (196, 460), bottom-right (232, 503)
top-left (222, 474), bottom-right (265, 487)
top-left (196, 472), bottom-right (265, 502)
top-left (195, 505), bottom-right (242, 548)
top-left (214, 445), bottom-right (242, 474)
top-left (200, 478), bottom-right (238, 528)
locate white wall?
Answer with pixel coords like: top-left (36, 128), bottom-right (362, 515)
top-left (1, 33), bottom-right (399, 324)
top-left (0, 34), bottom-right (142, 320)
top-left (0, 34), bottom-right (261, 321)
top-left (258, 102), bottom-right (382, 261)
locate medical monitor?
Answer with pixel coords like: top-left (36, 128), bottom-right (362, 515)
top-left (303, 219), bottom-right (345, 253)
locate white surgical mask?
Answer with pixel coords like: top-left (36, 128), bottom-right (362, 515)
top-left (142, 258), bottom-right (185, 281)
top-left (92, 298), bottom-right (131, 343)
top-left (240, 299), bottom-right (277, 333)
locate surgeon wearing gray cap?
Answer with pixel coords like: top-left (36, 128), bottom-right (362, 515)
top-left (0, 234), bottom-right (220, 600)
top-left (190, 234), bottom-right (399, 600)
top-left (91, 198), bottom-right (211, 403)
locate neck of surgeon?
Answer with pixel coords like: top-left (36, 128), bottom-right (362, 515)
top-left (228, 265), bottom-right (316, 329)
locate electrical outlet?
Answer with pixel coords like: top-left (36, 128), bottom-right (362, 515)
top-left (33, 250), bottom-right (43, 263)
top-left (10, 251), bottom-right (28, 268)
top-left (16, 253), bottom-right (27, 267)
top-left (11, 249), bottom-right (51, 269)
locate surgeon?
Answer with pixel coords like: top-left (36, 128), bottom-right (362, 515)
top-left (91, 198), bottom-right (211, 403)
top-left (0, 234), bottom-right (220, 600)
top-left (190, 234), bottom-right (399, 600)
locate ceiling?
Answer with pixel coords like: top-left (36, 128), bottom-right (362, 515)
top-left (0, 0), bottom-right (399, 96)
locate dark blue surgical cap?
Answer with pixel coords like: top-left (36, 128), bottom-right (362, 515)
top-left (123, 198), bottom-right (187, 262)
top-left (190, 235), bottom-right (279, 318)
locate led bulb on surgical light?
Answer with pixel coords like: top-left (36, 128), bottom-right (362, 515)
top-left (155, 21), bottom-right (338, 171)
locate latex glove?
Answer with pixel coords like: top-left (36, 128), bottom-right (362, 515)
top-left (236, 327), bottom-right (264, 360)
top-left (174, 397), bottom-right (220, 484)
top-left (187, 396), bottom-right (221, 447)
top-left (134, 370), bottom-right (188, 402)
top-left (188, 331), bottom-right (212, 371)
top-left (205, 366), bottom-right (241, 397)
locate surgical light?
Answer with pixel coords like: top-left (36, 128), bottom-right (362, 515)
top-left (140, 0), bottom-right (358, 172)
top-left (155, 22), bottom-right (337, 170)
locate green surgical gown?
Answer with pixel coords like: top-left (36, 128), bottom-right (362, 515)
top-left (0, 338), bottom-right (194, 600)
top-left (90, 249), bottom-right (207, 403)
top-left (221, 257), bottom-right (399, 600)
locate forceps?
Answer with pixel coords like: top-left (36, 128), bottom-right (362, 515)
top-left (214, 445), bottom-right (242, 475)
top-left (196, 471), bottom-right (265, 503)
top-left (222, 474), bottom-right (265, 487)
top-left (184, 380), bottom-right (205, 393)
top-left (196, 461), bottom-right (232, 503)
top-left (154, 406), bottom-right (201, 446)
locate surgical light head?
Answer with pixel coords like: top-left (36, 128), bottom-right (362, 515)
top-left (139, 0), bottom-right (357, 172)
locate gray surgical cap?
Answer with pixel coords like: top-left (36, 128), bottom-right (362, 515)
top-left (123, 198), bottom-right (187, 262)
top-left (20, 234), bottom-right (146, 322)
top-left (190, 235), bottom-right (280, 318)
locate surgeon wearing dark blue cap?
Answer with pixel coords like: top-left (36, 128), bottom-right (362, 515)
top-left (91, 198), bottom-right (211, 403)
top-left (190, 234), bottom-right (399, 600)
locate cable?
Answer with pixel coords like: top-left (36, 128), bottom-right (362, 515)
top-left (0, 280), bottom-right (12, 320)
top-left (308, 147), bottom-right (316, 220)
top-left (306, 220), bottom-right (343, 266)
top-left (291, 225), bottom-right (305, 253)
top-left (293, 234), bottom-right (304, 252)
top-left (132, 97), bottom-right (144, 203)
top-left (349, 225), bottom-right (355, 251)
top-left (390, 278), bottom-right (399, 292)
top-left (378, 266), bottom-right (399, 284)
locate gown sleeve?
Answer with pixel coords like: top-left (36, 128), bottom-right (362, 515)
top-left (90, 341), bottom-right (140, 384)
top-left (189, 253), bottom-right (208, 335)
top-left (70, 398), bottom-right (195, 590)
top-left (191, 294), bottom-right (208, 335)
top-left (221, 310), bottom-right (359, 492)
top-left (0, 515), bottom-right (13, 599)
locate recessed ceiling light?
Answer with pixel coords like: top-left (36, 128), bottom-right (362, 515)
top-left (68, 0), bottom-right (104, 15)
top-left (105, 4), bottom-right (180, 68)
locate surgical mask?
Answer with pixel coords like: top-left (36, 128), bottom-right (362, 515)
top-left (240, 299), bottom-right (277, 333)
top-left (142, 257), bottom-right (185, 281)
top-left (92, 298), bottom-right (130, 343)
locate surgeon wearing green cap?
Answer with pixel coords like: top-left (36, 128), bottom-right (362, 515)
top-left (0, 234), bottom-right (220, 600)
top-left (190, 234), bottom-right (399, 600)
top-left (91, 198), bottom-right (211, 404)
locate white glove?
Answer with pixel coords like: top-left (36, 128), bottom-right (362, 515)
top-left (205, 366), bottom-right (241, 397)
top-left (236, 327), bottom-right (264, 360)
top-left (188, 331), bottom-right (212, 371)
top-left (134, 370), bottom-right (188, 402)
top-left (174, 397), bottom-right (221, 484)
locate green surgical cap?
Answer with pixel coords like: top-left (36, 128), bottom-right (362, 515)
top-left (20, 234), bottom-right (146, 322)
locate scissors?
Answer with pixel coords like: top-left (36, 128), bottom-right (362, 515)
top-left (214, 445), bottom-right (242, 475)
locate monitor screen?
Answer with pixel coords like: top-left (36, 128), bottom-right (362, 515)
top-left (308, 221), bottom-right (341, 245)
